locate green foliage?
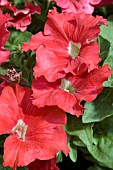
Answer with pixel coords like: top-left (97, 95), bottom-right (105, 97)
top-left (12, 0), bottom-right (32, 8)
top-left (99, 15), bottom-right (113, 87)
top-left (0, 1), bottom-right (113, 170)
top-left (98, 35), bottom-right (110, 53)
top-left (93, 5), bottom-right (113, 18)
top-left (88, 165), bottom-right (110, 170)
top-left (0, 68), bottom-right (6, 76)
top-left (64, 114), bottom-right (94, 163)
top-left (97, 35), bottom-right (110, 65)
top-left (103, 42), bottom-right (113, 87)
top-left (100, 15), bottom-right (113, 43)
top-left (28, 13), bottom-right (47, 34)
top-left (82, 88), bottom-right (113, 123)
top-left (64, 33), bottom-right (113, 166)
top-left (5, 30), bottom-right (32, 51)
top-left (1, 30), bottom-right (35, 87)
top-left (104, 42), bottom-right (113, 69)
top-left (68, 138), bottom-right (77, 162)
top-left (65, 113), bottom-right (113, 169)
top-left (27, 0), bottom-right (56, 34)
top-left (87, 115), bottom-right (113, 169)
top-left (5, 30), bottom-right (32, 70)
top-left (56, 152), bottom-right (63, 163)
top-left (65, 115), bottom-right (94, 147)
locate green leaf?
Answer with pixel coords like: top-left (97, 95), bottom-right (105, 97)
top-left (28, 14), bottom-right (47, 34)
top-left (99, 51), bottom-right (109, 66)
top-left (12, 0), bottom-right (28, 8)
top-left (99, 16), bottom-right (113, 87)
top-left (20, 65), bottom-right (34, 86)
top-left (0, 67), bottom-right (6, 75)
top-left (67, 115), bottom-right (113, 169)
top-left (5, 30), bottom-right (32, 51)
top-left (20, 66), bottom-right (29, 79)
top-left (103, 73), bottom-right (113, 87)
top-left (104, 42), bottom-right (113, 69)
top-left (40, 0), bottom-right (50, 14)
top-left (98, 35), bottom-right (110, 53)
top-left (102, 42), bottom-right (113, 87)
top-left (65, 115), bottom-right (94, 147)
top-left (82, 88), bottom-right (113, 123)
top-left (100, 15), bottom-right (113, 43)
top-left (78, 146), bottom-right (99, 165)
top-left (65, 115), bottom-right (113, 169)
top-left (72, 136), bottom-right (86, 147)
top-left (86, 115), bottom-right (113, 169)
top-left (99, 51), bottom-right (109, 61)
top-left (56, 152), bottom-right (63, 163)
top-left (68, 140), bottom-right (77, 162)
top-left (26, 54), bottom-right (36, 69)
top-left (88, 165), bottom-right (110, 170)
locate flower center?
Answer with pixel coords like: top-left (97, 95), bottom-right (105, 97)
top-left (12, 119), bottom-right (28, 141)
top-left (68, 41), bottom-right (81, 59)
top-left (60, 78), bottom-right (76, 93)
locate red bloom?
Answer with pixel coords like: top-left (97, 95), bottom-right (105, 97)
top-left (0, 0), bottom-right (16, 14)
top-left (0, 0), bottom-right (8, 5)
top-left (22, 9), bottom-right (107, 82)
top-left (32, 65), bottom-right (112, 116)
top-left (0, 81), bottom-right (7, 94)
top-left (26, 157), bottom-right (59, 170)
top-left (0, 13), bottom-right (12, 64)
top-left (8, 8), bottom-right (32, 32)
top-left (49, 0), bottom-right (101, 14)
top-left (3, 2), bottom-right (40, 32)
top-left (0, 48), bottom-right (10, 64)
top-left (0, 84), bottom-right (69, 169)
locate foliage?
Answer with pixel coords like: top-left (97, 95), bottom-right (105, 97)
top-left (0, 0), bottom-right (113, 170)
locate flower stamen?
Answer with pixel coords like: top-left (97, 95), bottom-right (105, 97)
top-left (12, 119), bottom-right (28, 141)
top-left (68, 41), bottom-right (81, 59)
top-left (60, 78), bottom-right (76, 93)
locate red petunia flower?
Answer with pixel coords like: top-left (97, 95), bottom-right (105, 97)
top-left (0, 84), bottom-right (69, 169)
top-left (9, 3), bottom-right (40, 32)
top-left (49, 0), bottom-right (101, 14)
top-left (1, 2), bottom-right (40, 32)
top-left (8, 8), bottom-right (32, 32)
top-left (0, 81), bottom-right (7, 94)
top-left (0, 0), bottom-right (16, 12)
top-left (32, 65), bottom-right (112, 116)
top-left (0, 13), bottom-right (12, 64)
top-left (26, 157), bottom-right (59, 170)
top-left (0, 0), bottom-right (8, 5)
top-left (22, 8), bottom-right (107, 82)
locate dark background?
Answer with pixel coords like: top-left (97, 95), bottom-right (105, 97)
top-left (57, 150), bottom-right (93, 170)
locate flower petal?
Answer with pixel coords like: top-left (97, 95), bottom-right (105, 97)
top-left (0, 86), bottom-right (23, 134)
top-left (26, 157), bottom-right (59, 170)
top-left (34, 46), bottom-right (68, 82)
top-left (32, 77), bottom-right (84, 116)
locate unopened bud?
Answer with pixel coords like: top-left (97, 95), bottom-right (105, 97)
top-left (6, 68), bottom-right (22, 83)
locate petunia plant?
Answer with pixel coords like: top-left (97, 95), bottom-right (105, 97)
top-left (0, 0), bottom-right (113, 170)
